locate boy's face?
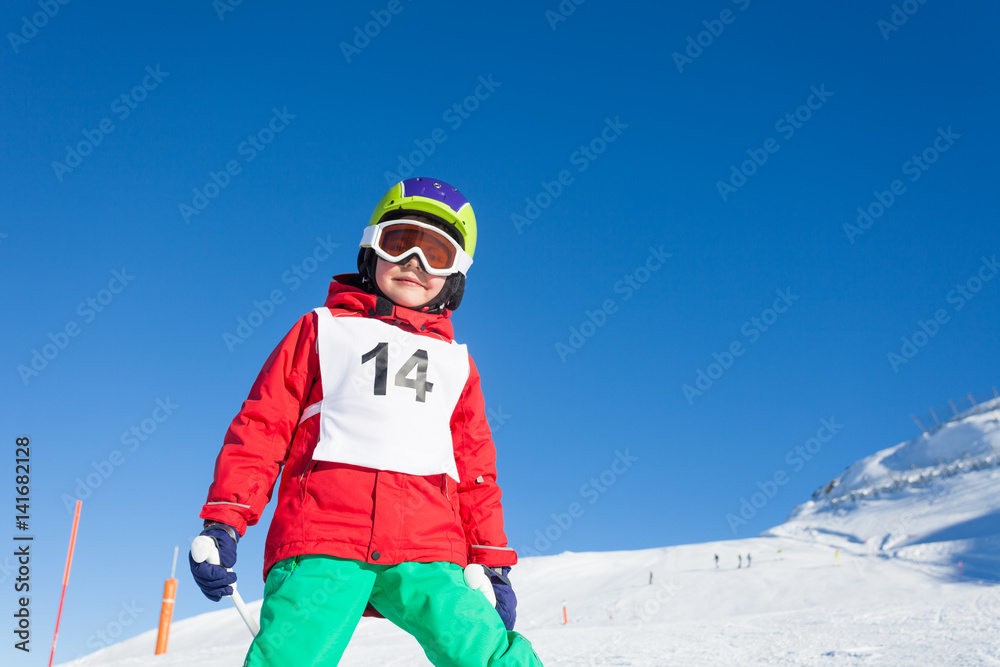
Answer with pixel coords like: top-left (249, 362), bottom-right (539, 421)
top-left (374, 256), bottom-right (447, 309)
top-left (372, 213), bottom-right (455, 309)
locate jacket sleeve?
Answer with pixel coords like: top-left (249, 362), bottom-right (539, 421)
top-left (199, 312), bottom-right (319, 535)
top-left (451, 355), bottom-right (518, 568)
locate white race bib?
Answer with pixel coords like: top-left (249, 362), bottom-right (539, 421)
top-left (309, 308), bottom-right (469, 481)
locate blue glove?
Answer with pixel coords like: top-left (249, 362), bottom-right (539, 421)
top-left (189, 522), bottom-right (239, 601)
top-left (488, 566), bottom-right (517, 631)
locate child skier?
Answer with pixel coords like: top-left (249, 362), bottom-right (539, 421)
top-left (190, 177), bottom-right (542, 666)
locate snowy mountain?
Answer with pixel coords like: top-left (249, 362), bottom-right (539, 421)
top-left (60, 399), bottom-right (1000, 666)
top-left (811, 396), bottom-right (1000, 504)
top-left (773, 396), bottom-right (1000, 582)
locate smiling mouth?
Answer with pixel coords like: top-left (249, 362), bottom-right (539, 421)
top-left (395, 276), bottom-right (424, 287)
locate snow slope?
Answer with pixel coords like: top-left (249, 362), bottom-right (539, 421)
top-left (60, 401), bottom-right (1000, 666)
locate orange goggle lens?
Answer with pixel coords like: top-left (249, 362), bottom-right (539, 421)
top-left (377, 223), bottom-right (457, 270)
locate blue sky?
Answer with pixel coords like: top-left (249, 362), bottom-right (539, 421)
top-left (3, 0), bottom-right (998, 662)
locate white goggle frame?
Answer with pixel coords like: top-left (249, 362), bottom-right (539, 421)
top-left (360, 219), bottom-right (473, 276)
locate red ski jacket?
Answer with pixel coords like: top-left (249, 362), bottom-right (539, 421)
top-left (200, 275), bottom-right (517, 581)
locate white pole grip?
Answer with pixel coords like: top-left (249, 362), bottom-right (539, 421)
top-left (191, 535), bottom-right (221, 565)
top-left (464, 564), bottom-right (497, 607)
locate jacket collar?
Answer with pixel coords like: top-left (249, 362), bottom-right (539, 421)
top-left (325, 274), bottom-right (456, 341)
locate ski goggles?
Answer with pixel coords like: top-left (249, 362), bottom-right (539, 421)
top-left (360, 219), bottom-right (473, 276)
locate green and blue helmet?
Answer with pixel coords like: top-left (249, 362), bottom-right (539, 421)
top-left (358, 177), bottom-right (477, 311)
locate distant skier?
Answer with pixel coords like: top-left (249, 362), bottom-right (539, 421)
top-left (649, 571), bottom-right (653, 585)
top-left (747, 553), bottom-right (751, 568)
top-left (738, 554), bottom-right (742, 569)
top-left (189, 179), bottom-right (542, 665)
top-left (714, 553), bottom-right (719, 568)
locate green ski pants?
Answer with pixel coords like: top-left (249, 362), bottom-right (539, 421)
top-left (243, 555), bottom-right (543, 666)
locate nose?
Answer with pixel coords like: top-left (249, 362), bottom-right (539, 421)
top-left (403, 255), bottom-right (424, 272)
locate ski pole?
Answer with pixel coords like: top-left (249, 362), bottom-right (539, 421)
top-left (191, 536), bottom-right (259, 637)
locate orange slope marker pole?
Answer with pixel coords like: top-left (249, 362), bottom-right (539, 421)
top-left (155, 546), bottom-right (180, 655)
top-left (48, 499), bottom-right (82, 667)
